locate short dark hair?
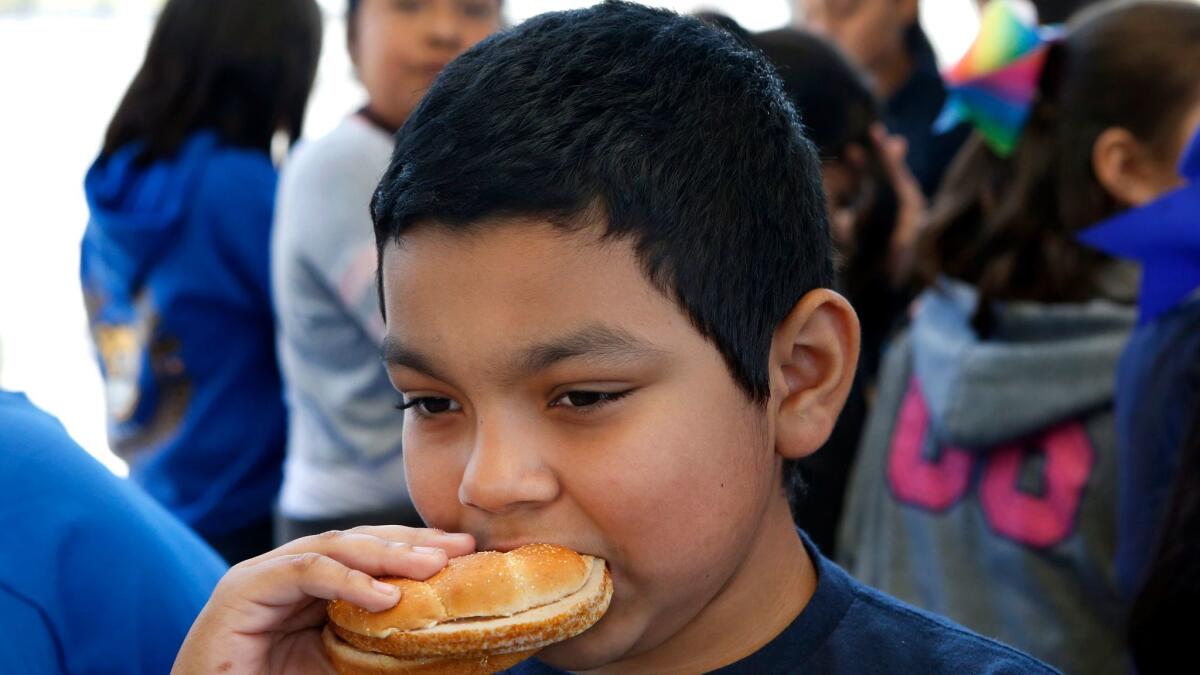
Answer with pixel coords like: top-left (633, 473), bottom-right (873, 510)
top-left (103, 0), bottom-right (322, 163)
top-left (372, 0), bottom-right (833, 406)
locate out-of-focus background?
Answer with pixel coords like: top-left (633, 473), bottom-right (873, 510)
top-left (0, 0), bottom-right (980, 475)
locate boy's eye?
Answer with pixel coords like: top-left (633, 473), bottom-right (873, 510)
top-left (398, 396), bottom-right (462, 416)
top-left (550, 390), bottom-right (632, 409)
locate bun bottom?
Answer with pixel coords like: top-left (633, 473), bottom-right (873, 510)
top-left (323, 626), bottom-right (538, 675)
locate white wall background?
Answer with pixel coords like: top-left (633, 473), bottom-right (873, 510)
top-left (0, 0), bottom-right (979, 475)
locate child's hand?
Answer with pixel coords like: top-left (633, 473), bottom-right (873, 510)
top-left (869, 123), bottom-right (927, 287)
top-left (171, 526), bottom-right (475, 675)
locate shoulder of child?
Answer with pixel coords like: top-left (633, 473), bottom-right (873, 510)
top-left (280, 117), bottom-right (390, 190)
top-left (843, 581), bottom-right (1062, 674)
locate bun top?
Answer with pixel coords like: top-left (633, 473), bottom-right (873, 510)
top-left (328, 544), bottom-right (593, 636)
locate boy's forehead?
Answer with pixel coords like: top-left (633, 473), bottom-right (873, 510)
top-left (379, 216), bottom-right (648, 305)
top-left (378, 218), bottom-right (693, 370)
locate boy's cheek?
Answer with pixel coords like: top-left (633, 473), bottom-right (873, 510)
top-left (403, 452), bottom-right (464, 530)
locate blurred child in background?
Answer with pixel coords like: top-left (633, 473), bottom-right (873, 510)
top-left (839, 1), bottom-right (1200, 672)
top-left (1080, 122), bottom-right (1200, 608)
top-left (271, 0), bottom-right (503, 544)
top-left (81, 0), bottom-right (322, 563)
top-left (794, 0), bottom-right (971, 196)
top-left (750, 26), bottom-right (926, 553)
top-left (1077, 94), bottom-right (1200, 672)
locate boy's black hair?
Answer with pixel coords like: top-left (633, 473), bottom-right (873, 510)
top-left (371, 0), bottom-right (834, 495)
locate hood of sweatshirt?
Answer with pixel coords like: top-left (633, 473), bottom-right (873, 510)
top-left (910, 279), bottom-right (1135, 448)
top-left (82, 131), bottom-right (217, 294)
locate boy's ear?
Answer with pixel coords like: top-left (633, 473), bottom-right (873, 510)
top-left (770, 289), bottom-right (860, 460)
top-left (1092, 126), bottom-right (1184, 208)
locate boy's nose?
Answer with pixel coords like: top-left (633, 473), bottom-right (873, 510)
top-left (458, 415), bottom-right (559, 515)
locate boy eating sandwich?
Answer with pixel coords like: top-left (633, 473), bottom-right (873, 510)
top-left (174, 3), bottom-right (1053, 673)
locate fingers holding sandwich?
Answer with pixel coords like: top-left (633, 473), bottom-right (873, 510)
top-left (235, 528), bottom-right (476, 613)
top-left (172, 527), bottom-right (476, 675)
top-left (260, 526), bottom-right (476, 570)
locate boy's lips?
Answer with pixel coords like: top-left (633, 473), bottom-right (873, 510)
top-left (481, 538), bottom-right (604, 562)
top-left (486, 540), bottom-right (580, 553)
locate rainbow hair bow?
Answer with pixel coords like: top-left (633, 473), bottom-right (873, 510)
top-left (934, 0), bottom-right (1062, 157)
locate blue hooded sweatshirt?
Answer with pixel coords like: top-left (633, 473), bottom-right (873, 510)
top-left (81, 131), bottom-right (286, 537)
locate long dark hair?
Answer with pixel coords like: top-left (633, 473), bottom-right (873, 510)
top-left (103, 0), bottom-right (323, 163)
top-left (918, 0), bottom-right (1200, 334)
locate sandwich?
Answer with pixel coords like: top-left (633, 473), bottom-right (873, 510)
top-left (323, 543), bottom-right (613, 674)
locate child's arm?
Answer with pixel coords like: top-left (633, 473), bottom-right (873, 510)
top-left (171, 526), bottom-right (475, 675)
top-left (869, 123), bottom-right (927, 288)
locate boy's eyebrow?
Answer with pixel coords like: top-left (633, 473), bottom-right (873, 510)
top-left (513, 325), bottom-right (665, 376)
top-left (381, 326), bottom-right (664, 382)
top-left (382, 337), bottom-right (448, 381)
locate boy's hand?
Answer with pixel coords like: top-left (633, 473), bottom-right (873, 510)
top-left (172, 526), bottom-right (475, 675)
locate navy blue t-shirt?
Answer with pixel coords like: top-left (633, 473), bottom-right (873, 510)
top-left (505, 530), bottom-right (1055, 674)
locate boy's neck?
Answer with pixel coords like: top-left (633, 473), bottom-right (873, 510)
top-left (584, 494), bottom-right (816, 675)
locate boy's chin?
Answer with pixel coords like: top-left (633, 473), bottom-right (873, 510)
top-left (535, 618), bottom-right (632, 672)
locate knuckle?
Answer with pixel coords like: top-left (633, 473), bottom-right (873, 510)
top-left (289, 552), bottom-right (324, 573)
top-left (316, 529), bottom-right (346, 542)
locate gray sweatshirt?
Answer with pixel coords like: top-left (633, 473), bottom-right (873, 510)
top-left (838, 279), bottom-right (1135, 675)
top-left (271, 115), bottom-right (409, 519)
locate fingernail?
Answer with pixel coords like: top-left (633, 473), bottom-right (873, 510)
top-left (413, 546), bottom-right (443, 555)
top-left (373, 580), bottom-right (400, 595)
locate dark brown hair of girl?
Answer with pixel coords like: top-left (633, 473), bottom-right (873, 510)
top-left (103, 0), bottom-right (323, 164)
top-left (916, 0), bottom-right (1200, 335)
